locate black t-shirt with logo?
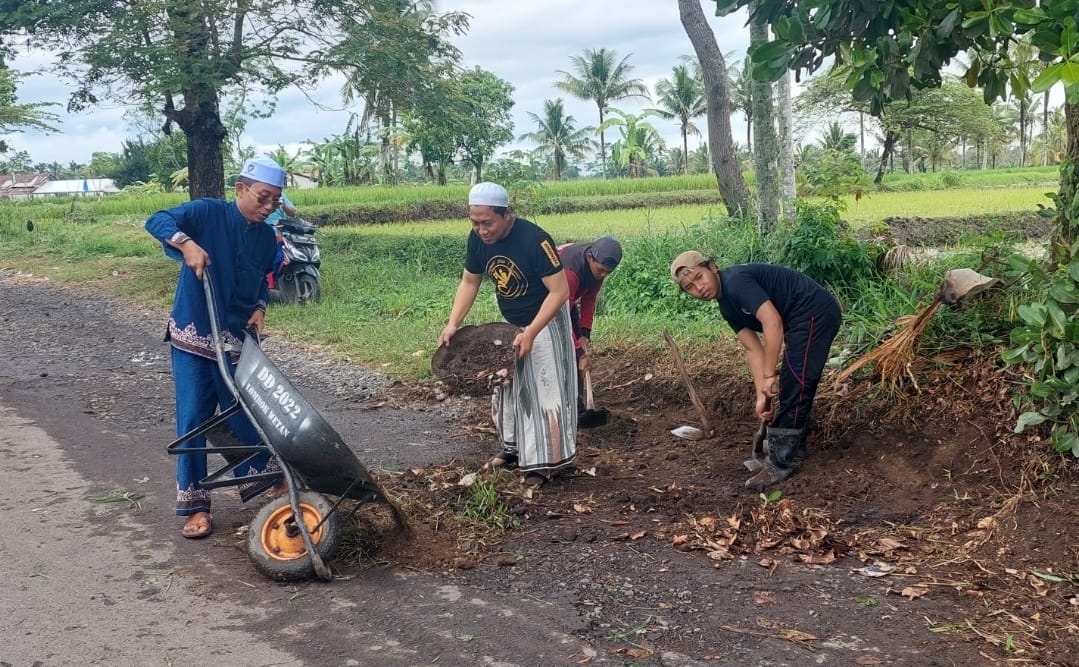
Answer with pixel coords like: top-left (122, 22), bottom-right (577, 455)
top-left (466, 217), bottom-right (563, 327)
top-left (716, 263), bottom-right (834, 333)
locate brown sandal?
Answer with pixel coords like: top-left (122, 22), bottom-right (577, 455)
top-left (522, 472), bottom-right (549, 488)
top-left (482, 450), bottom-right (518, 472)
top-left (181, 512), bottom-right (213, 539)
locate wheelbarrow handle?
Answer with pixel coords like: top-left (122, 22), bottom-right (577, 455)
top-left (583, 368), bottom-right (596, 411)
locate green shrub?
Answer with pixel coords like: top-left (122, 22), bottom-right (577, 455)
top-left (764, 200), bottom-right (877, 289)
top-left (602, 214), bottom-right (760, 321)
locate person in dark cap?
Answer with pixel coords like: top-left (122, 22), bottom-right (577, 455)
top-left (557, 236), bottom-right (622, 378)
top-left (670, 251), bottom-right (842, 491)
top-left (439, 181), bottom-right (577, 489)
top-left (145, 157), bottom-right (288, 539)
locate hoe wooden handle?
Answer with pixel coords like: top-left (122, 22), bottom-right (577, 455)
top-left (662, 329), bottom-right (713, 433)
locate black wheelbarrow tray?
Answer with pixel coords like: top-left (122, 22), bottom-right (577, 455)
top-left (166, 274), bottom-right (407, 582)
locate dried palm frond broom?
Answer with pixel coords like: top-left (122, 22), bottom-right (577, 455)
top-left (834, 269), bottom-right (1001, 391)
top-left (834, 295), bottom-right (943, 389)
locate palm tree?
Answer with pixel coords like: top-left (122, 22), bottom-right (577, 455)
top-left (519, 98), bottom-right (595, 180)
top-left (818, 122), bottom-right (857, 152)
top-left (651, 64), bottom-right (706, 174)
top-left (264, 145), bottom-right (305, 187)
top-left (555, 48), bottom-right (650, 178)
top-left (729, 59), bottom-right (754, 150)
top-left (598, 108), bottom-right (665, 178)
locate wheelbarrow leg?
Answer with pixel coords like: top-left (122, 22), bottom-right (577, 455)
top-left (280, 464), bottom-right (334, 582)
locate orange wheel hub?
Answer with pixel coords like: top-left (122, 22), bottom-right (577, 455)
top-left (258, 503), bottom-right (326, 561)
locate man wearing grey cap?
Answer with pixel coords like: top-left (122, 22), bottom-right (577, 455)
top-left (557, 236), bottom-right (622, 375)
top-left (670, 251), bottom-right (842, 491)
top-left (145, 157), bottom-right (288, 538)
top-left (439, 182), bottom-right (577, 488)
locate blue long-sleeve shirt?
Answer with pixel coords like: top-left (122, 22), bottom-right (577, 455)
top-left (145, 198), bottom-right (277, 359)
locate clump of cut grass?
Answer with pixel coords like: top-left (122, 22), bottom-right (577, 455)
top-left (89, 490), bottom-right (143, 510)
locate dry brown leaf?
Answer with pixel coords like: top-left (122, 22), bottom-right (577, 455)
top-left (698, 516), bottom-right (718, 531)
top-left (797, 551), bottom-right (837, 565)
top-left (629, 530), bottom-right (647, 541)
top-left (976, 516), bottom-right (997, 530)
top-left (756, 616), bottom-right (781, 630)
top-left (900, 586), bottom-right (929, 600)
top-left (611, 647), bottom-right (652, 659)
top-left (878, 537), bottom-right (907, 551)
top-left (776, 629), bottom-right (818, 642)
top-left (1027, 576), bottom-right (1050, 597)
top-left (758, 557), bottom-right (776, 568)
top-left (671, 534), bottom-right (689, 546)
top-left (855, 656), bottom-right (883, 665)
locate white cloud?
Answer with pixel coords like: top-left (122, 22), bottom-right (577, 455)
top-left (3, 0), bottom-right (753, 167)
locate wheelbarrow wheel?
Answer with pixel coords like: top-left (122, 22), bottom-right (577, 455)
top-left (247, 491), bottom-right (342, 582)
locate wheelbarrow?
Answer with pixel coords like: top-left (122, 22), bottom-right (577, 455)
top-left (167, 274), bottom-right (407, 582)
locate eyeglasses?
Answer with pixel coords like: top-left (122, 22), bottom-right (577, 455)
top-left (242, 183), bottom-right (281, 209)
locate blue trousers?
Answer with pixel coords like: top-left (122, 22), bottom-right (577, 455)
top-left (171, 347), bottom-right (275, 516)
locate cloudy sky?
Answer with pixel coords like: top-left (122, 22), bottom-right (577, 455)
top-left (3, 0), bottom-right (753, 167)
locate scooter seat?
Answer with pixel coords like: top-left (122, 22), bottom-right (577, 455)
top-left (280, 217), bottom-right (318, 234)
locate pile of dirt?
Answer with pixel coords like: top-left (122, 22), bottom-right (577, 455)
top-left (359, 341), bottom-right (1079, 664)
top-left (872, 213), bottom-right (1054, 246)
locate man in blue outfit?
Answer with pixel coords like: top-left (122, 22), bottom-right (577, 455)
top-left (671, 250), bottom-right (842, 491)
top-left (145, 157), bottom-right (287, 538)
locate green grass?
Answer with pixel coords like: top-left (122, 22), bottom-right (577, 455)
top-left (0, 175), bottom-right (1048, 382)
top-left (842, 187), bottom-right (1052, 223)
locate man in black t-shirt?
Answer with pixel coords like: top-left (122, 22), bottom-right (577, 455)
top-left (670, 251), bottom-right (842, 490)
top-left (439, 182), bottom-right (577, 488)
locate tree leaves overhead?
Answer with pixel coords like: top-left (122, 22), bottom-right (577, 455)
top-left (0, 0), bottom-right (469, 197)
top-left (0, 65), bottom-right (58, 146)
top-left (713, 0), bottom-right (1079, 112)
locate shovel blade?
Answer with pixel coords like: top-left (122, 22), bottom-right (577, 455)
top-left (579, 408), bottom-right (610, 429)
top-left (671, 425), bottom-right (706, 440)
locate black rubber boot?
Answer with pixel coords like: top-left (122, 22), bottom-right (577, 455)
top-left (792, 430), bottom-right (808, 467)
top-left (745, 427), bottom-right (801, 491)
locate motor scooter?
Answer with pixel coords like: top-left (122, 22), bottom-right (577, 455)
top-left (268, 216), bottom-right (321, 305)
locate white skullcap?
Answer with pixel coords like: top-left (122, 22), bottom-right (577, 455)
top-left (241, 157), bottom-right (286, 188)
top-left (468, 182), bottom-right (509, 208)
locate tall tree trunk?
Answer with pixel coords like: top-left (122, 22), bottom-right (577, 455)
top-left (171, 89), bottom-right (226, 200)
top-left (1052, 101), bottom-right (1079, 263)
top-left (678, 0), bottom-right (751, 217)
top-left (1019, 98), bottom-right (1029, 167)
top-left (391, 108), bottom-right (400, 186)
top-left (749, 5), bottom-right (779, 234)
top-left (1043, 92), bottom-right (1050, 167)
top-left (859, 112), bottom-right (865, 157)
top-left (874, 131), bottom-right (899, 185)
top-left (682, 128), bottom-right (690, 174)
top-left (904, 128), bottom-right (913, 173)
top-left (597, 106), bottom-right (607, 179)
top-left (776, 69), bottom-right (796, 217)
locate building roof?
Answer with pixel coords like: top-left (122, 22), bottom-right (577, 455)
top-left (0, 173), bottom-right (51, 196)
top-left (32, 178), bottom-right (120, 195)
